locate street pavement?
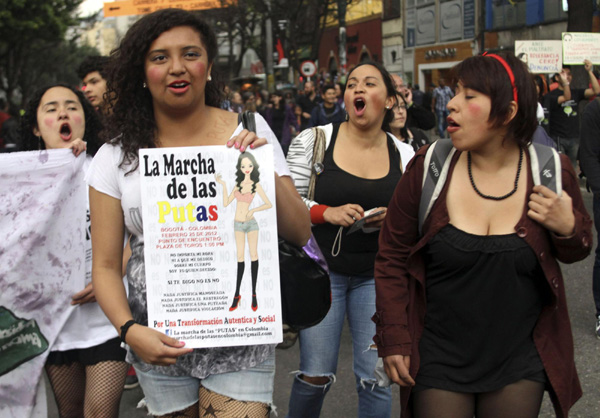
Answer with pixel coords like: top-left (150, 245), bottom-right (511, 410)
top-left (48, 191), bottom-right (600, 417)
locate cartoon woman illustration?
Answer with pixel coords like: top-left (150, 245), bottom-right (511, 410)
top-left (215, 151), bottom-right (272, 312)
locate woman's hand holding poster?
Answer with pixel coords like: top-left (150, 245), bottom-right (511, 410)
top-left (139, 145), bottom-right (282, 348)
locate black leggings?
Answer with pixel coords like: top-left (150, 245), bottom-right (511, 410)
top-left (413, 379), bottom-right (545, 418)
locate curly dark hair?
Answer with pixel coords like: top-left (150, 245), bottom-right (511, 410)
top-left (20, 83), bottom-right (103, 156)
top-left (104, 8), bottom-right (223, 171)
top-left (345, 61), bottom-right (397, 131)
top-left (235, 151), bottom-right (260, 194)
top-left (77, 56), bottom-right (111, 81)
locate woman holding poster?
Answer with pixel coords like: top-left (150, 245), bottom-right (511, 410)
top-left (21, 83), bottom-right (128, 417)
top-left (87, 8), bottom-right (310, 418)
top-left (215, 151), bottom-right (272, 312)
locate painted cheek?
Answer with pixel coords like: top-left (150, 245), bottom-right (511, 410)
top-left (72, 115), bottom-right (83, 125)
top-left (146, 67), bottom-right (163, 84)
top-left (44, 117), bottom-right (54, 128)
top-left (192, 62), bottom-right (207, 77)
top-left (468, 103), bottom-right (483, 118)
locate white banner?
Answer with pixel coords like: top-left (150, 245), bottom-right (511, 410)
top-left (562, 32), bottom-right (600, 65)
top-left (140, 145), bottom-right (282, 348)
top-left (515, 40), bottom-right (562, 74)
top-left (0, 150), bottom-right (86, 418)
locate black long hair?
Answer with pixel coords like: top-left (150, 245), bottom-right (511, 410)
top-left (104, 8), bottom-right (222, 171)
top-left (235, 152), bottom-right (260, 194)
top-left (345, 61), bottom-right (397, 131)
top-left (20, 83), bottom-right (103, 156)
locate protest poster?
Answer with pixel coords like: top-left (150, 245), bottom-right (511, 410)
top-left (139, 145), bottom-right (282, 348)
top-left (515, 40), bottom-right (562, 74)
top-left (0, 150), bottom-right (87, 418)
top-left (562, 32), bottom-right (600, 65)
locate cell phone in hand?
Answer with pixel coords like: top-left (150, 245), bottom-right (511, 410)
top-left (347, 208), bottom-right (385, 235)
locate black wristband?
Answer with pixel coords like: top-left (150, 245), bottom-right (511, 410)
top-left (120, 319), bottom-right (137, 344)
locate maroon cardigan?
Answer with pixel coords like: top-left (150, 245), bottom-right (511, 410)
top-left (373, 145), bottom-right (592, 418)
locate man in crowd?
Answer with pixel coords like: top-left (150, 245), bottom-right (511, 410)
top-left (297, 81), bottom-right (322, 128)
top-left (392, 74), bottom-right (435, 131)
top-left (0, 99), bottom-right (10, 145)
top-left (578, 96), bottom-right (600, 338)
top-left (309, 84), bottom-right (345, 127)
top-left (545, 59), bottom-right (600, 169)
top-left (431, 77), bottom-right (454, 138)
top-left (77, 56), bottom-right (110, 113)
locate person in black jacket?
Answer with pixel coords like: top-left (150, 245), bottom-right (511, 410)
top-left (387, 92), bottom-right (429, 152)
top-left (578, 97), bottom-right (600, 339)
top-left (391, 74), bottom-right (435, 131)
top-left (308, 84), bottom-right (346, 127)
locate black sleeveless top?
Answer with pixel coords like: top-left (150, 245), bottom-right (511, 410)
top-left (416, 224), bottom-right (547, 392)
top-left (312, 123), bottom-right (403, 276)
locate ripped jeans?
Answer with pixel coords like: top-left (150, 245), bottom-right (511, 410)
top-left (286, 271), bottom-right (391, 418)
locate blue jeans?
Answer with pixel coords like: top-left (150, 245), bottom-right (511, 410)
top-left (555, 136), bottom-right (579, 170)
top-left (286, 271), bottom-right (391, 418)
top-left (593, 194), bottom-right (600, 317)
top-left (436, 109), bottom-right (449, 138)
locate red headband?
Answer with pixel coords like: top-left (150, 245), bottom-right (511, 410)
top-left (482, 52), bottom-right (518, 103)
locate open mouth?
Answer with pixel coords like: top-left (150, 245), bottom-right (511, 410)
top-left (59, 123), bottom-right (72, 141)
top-left (354, 98), bottom-right (366, 115)
top-left (168, 81), bottom-right (190, 92)
top-left (447, 117), bottom-right (460, 132)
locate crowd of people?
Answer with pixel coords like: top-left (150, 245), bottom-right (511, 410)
top-left (2, 6), bottom-right (599, 418)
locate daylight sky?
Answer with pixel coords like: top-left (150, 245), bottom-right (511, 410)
top-left (78, 0), bottom-right (107, 17)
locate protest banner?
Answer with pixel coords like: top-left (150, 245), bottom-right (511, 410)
top-left (562, 32), bottom-right (600, 65)
top-left (515, 40), bottom-right (562, 74)
top-left (139, 145), bottom-right (282, 348)
top-left (0, 150), bottom-right (86, 418)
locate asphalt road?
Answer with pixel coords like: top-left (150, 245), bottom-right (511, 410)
top-left (48, 191), bottom-right (600, 418)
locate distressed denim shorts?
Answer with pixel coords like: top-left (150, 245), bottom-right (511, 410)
top-left (234, 218), bottom-right (259, 233)
top-left (132, 352), bottom-right (275, 415)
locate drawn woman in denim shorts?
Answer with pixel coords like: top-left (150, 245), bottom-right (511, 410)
top-left (216, 151), bottom-right (272, 312)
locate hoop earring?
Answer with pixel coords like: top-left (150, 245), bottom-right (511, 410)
top-left (38, 136), bottom-right (42, 150)
top-left (345, 112), bottom-right (349, 121)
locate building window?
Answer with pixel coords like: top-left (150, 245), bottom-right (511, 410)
top-left (383, 0), bottom-right (401, 20)
top-left (544, 0), bottom-right (568, 21)
top-left (487, 0), bottom-right (527, 29)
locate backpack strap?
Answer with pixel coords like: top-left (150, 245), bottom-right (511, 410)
top-left (418, 138), bottom-right (456, 235)
top-left (417, 140), bottom-right (562, 236)
top-left (528, 142), bottom-right (562, 196)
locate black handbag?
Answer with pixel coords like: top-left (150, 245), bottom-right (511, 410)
top-left (278, 237), bottom-right (330, 329)
top-left (238, 112), bottom-right (331, 330)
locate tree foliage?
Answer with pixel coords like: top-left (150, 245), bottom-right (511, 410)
top-left (206, 0), bottom-right (353, 81)
top-left (0, 0), bottom-right (91, 105)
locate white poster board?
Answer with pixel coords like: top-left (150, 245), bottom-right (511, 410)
top-left (515, 40), bottom-right (562, 74)
top-left (139, 145), bottom-right (282, 348)
top-left (0, 150), bottom-right (86, 418)
top-left (562, 32), bottom-right (600, 65)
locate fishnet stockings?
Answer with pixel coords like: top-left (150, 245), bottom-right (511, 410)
top-left (198, 386), bottom-right (270, 418)
top-left (413, 379), bottom-right (545, 418)
top-left (155, 387), bottom-right (270, 418)
top-left (157, 403), bottom-right (199, 418)
top-left (46, 360), bottom-right (128, 418)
